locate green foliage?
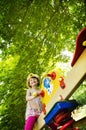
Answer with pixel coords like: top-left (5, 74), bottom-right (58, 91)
top-left (0, 0), bottom-right (86, 129)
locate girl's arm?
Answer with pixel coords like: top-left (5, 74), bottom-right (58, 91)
top-left (26, 89), bottom-right (35, 101)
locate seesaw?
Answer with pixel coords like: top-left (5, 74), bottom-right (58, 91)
top-left (33, 28), bottom-right (86, 130)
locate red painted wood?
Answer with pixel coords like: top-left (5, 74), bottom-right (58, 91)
top-left (71, 28), bottom-right (86, 66)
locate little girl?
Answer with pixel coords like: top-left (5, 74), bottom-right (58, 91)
top-left (24, 73), bottom-right (43, 130)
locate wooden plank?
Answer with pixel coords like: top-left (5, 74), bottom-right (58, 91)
top-left (46, 49), bottom-right (86, 113)
top-left (34, 49), bottom-right (86, 130)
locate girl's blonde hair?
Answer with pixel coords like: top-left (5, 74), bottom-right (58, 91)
top-left (26, 73), bottom-right (40, 88)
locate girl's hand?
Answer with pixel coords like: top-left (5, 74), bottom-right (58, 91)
top-left (32, 90), bottom-right (45, 97)
top-left (32, 92), bottom-right (38, 97)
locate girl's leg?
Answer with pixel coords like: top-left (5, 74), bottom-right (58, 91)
top-left (24, 116), bottom-right (38, 130)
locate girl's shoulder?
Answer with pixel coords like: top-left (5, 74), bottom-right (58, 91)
top-left (27, 88), bottom-right (36, 93)
top-left (26, 88), bottom-right (33, 95)
top-left (27, 88), bottom-right (32, 93)
top-left (27, 88), bottom-right (41, 93)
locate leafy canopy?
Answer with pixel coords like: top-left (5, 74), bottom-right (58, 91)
top-left (0, 0), bottom-right (86, 130)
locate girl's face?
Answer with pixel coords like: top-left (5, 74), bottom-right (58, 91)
top-left (29, 77), bottom-right (38, 87)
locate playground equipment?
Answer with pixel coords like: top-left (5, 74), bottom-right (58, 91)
top-left (34, 28), bottom-right (86, 130)
top-left (41, 70), bottom-right (61, 105)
